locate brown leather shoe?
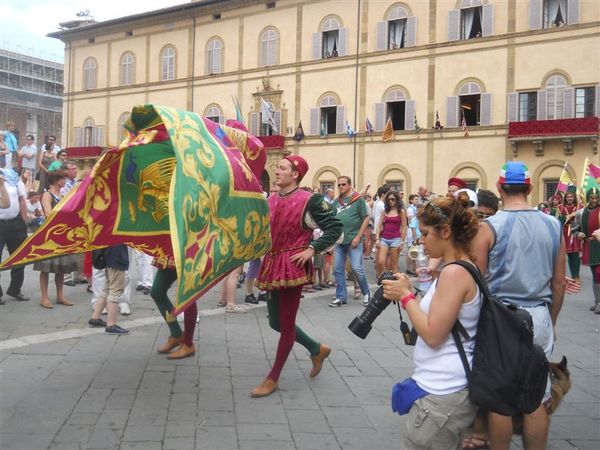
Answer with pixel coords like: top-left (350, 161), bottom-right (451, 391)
top-left (310, 344), bottom-right (331, 378)
top-left (157, 335), bottom-right (183, 354)
top-left (166, 343), bottom-right (195, 360)
top-left (250, 378), bottom-right (278, 398)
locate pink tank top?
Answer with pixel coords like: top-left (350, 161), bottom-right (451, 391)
top-left (381, 215), bottom-right (402, 239)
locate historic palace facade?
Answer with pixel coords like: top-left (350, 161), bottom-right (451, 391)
top-left (50, 0), bottom-right (599, 203)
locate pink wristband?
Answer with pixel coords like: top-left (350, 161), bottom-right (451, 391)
top-left (400, 293), bottom-right (416, 309)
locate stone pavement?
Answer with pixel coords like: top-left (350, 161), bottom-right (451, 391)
top-left (0, 260), bottom-right (598, 450)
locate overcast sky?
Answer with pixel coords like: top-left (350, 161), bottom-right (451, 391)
top-left (0, 0), bottom-right (185, 63)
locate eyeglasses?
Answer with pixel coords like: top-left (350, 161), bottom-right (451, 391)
top-left (388, 198), bottom-right (397, 202)
top-left (337, 183), bottom-right (347, 187)
top-left (476, 212), bottom-right (493, 219)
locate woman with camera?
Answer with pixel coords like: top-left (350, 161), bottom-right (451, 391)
top-left (382, 192), bottom-right (481, 450)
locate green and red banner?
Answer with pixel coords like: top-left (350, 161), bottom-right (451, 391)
top-left (0, 104), bottom-right (271, 314)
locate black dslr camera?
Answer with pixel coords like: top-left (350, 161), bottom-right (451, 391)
top-left (348, 271), bottom-right (396, 339)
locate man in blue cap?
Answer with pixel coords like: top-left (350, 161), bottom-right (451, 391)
top-left (473, 161), bottom-right (566, 450)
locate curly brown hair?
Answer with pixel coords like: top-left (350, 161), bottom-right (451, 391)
top-left (417, 192), bottom-right (479, 256)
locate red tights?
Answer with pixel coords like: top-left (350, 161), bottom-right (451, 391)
top-left (183, 302), bottom-right (197, 346)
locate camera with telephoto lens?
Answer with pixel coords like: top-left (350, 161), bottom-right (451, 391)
top-left (348, 271), bottom-right (397, 339)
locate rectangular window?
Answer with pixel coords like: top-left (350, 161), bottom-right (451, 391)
top-left (519, 92), bottom-right (538, 121)
top-left (543, 0), bottom-right (567, 29)
top-left (387, 102), bottom-right (406, 130)
top-left (320, 182), bottom-right (334, 194)
top-left (320, 107), bottom-right (337, 135)
top-left (575, 87), bottom-right (595, 118)
top-left (461, 7), bottom-right (483, 39)
top-left (322, 30), bottom-right (339, 58)
top-left (386, 180), bottom-right (404, 193)
top-left (544, 179), bottom-right (559, 201)
top-left (460, 95), bottom-right (480, 126)
top-left (465, 180), bottom-right (478, 191)
top-left (84, 127), bottom-right (93, 146)
top-left (388, 19), bottom-right (407, 49)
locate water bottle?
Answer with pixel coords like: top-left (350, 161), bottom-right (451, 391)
top-left (416, 246), bottom-right (432, 292)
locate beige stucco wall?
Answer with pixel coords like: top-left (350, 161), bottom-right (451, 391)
top-left (57, 0), bottom-right (600, 204)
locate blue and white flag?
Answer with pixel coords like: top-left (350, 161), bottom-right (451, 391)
top-left (346, 121), bottom-right (357, 139)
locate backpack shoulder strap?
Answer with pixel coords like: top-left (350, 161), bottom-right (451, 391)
top-left (444, 260), bottom-right (490, 381)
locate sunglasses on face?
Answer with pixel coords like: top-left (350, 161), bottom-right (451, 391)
top-left (337, 183), bottom-right (347, 187)
top-left (477, 212), bottom-right (492, 219)
top-left (388, 198), bottom-right (396, 202)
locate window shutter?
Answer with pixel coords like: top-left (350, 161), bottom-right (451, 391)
top-left (529, 0), bottom-right (542, 30)
top-left (404, 100), bottom-right (415, 130)
top-left (74, 127), bottom-right (83, 147)
top-left (406, 16), bottom-right (417, 47)
top-left (261, 41), bottom-right (268, 67)
top-left (447, 96), bottom-right (459, 128)
top-left (218, 115), bottom-right (225, 125)
top-left (312, 33), bottom-right (321, 60)
top-left (211, 48), bottom-right (222, 74)
top-left (480, 93), bottom-right (492, 126)
top-left (310, 108), bottom-right (319, 135)
top-left (567, 0), bottom-right (579, 24)
top-left (250, 112), bottom-right (260, 136)
top-left (376, 21), bottom-right (387, 51)
top-left (507, 92), bottom-right (518, 122)
top-left (274, 110), bottom-right (281, 134)
top-left (338, 28), bottom-right (348, 56)
top-left (482, 4), bottom-right (494, 37)
top-left (448, 10), bottom-right (461, 41)
top-left (375, 102), bottom-right (385, 131)
top-left (595, 85), bottom-right (600, 117)
top-left (336, 105), bottom-right (346, 134)
top-left (537, 90), bottom-right (547, 120)
top-left (93, 127), bottom-right (104, 147)
top-left (563, 88), bottom-right (575, 119)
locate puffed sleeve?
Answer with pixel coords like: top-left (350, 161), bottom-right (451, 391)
top-left (303, 194), bottom-right (343, 253)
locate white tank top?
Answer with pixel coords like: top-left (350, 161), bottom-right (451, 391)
top-left (412, 272), bottom-right (482, 395)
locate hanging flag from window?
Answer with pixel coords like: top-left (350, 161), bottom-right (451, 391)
top-left (346, 121), bottom-right (357, 140)
top-left (461, 109), bottom-right (469, 137)
top-left (434, 110), bottom-right (444, 130)
top-left (293, 121), bottom-right (305, 142)
top-left (260, 97), bottom-right (278, 133)
top-left (382, 116), bottom-right (394, 142)
top-left (365, 117), bottom-right (374, 134)
top-left (414, 111), bottom-right (422, 133)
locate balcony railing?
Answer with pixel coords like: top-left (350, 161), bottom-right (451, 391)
top-left (508, 117), bottom-right (599, 139)
top-left (64, 146), bottom-right (103, 158)
top-left (257, 135), bottom-right (285, 150)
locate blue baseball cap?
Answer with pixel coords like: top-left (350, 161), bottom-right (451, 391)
top-left (499, 162), bottom-right (531, 185)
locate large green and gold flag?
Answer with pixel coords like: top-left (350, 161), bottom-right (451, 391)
top-left (0, 104), bottom-right (271, 314)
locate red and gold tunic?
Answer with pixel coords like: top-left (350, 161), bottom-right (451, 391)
top-left (257, 189), bottom-right (343, 290)
top-left (559, 204), bottom-right (582, 253)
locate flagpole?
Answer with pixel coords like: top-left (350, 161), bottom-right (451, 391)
top-left (580, 157), bottom-right (589, 204)
top-left (352, 0), bottom-right (361, 184)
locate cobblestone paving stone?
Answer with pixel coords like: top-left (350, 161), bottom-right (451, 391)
top-left (0, 260), bottom-right (598, 449)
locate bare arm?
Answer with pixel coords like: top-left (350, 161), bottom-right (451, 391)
top-left (18, 195), bottom-right (27, 222)
top-left (40, 192), bottom-right (53, 217)
top-left (0, 176), bottom-right (10, 209)
top-left (550, 237), bottom-right (566, 326)
top-left (400, 209), bottom-right (407, 242)
top-left (382, 265), bottom-right (476, 347)
top-left (472, 222), bottom-right (494, 274)
top-left (351, 215), bottom-right (370, 249)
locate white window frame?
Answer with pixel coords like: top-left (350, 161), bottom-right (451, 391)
top-left (322, 17), bottom-right (341, 59)
top-left (204, 105), bottom-right (224, 124)
top-left (207, 38), bottom-right (223, 75)
top-left (120, 52), bottom-right (135, 86)
top-left (160, 46), bottom-right (176, 81)
top-left (83, 57), bottom-right (97, 90)
top-left (260, 28), bottom-right (279, 67)
top-left (545, 75), bottom-right (567, 120)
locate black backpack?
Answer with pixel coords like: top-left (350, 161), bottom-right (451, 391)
top-left (449, 260), bottom-right (549, 416)
top-left (91, 249), bottom-right (107, 270)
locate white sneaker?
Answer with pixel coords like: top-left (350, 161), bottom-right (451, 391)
top-left (362, 290), bottom-right (372, 307)
top-left (119, 302), bottom-right (131, 316)
top-left (102, 308), bottom-right (107, 315)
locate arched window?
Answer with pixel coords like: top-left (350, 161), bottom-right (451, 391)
top-left (312, 16), bottom-right (347, 60)
top-left (83, 118), bottom-right (95, 146)
top-left (204, 104), bottom-right (223, 123)
top-left (117, 112), bottom-right (130, 141)
top-left (447, 81), bottom-right (492, 127)
top-left (385, 89), bottom-right (407, 130)
top-left (206, 38), bottom-right (223, 75)
top-left (160, 46), bottom-right (176, 81)
top-left (259, 28), bottom-right (279, 67)
top-left (83, 57), bottom-right (97, 90)
top-left (120, 52), bottom-right (135, 85)
top-left (545, 75), bottom-right (567, 120)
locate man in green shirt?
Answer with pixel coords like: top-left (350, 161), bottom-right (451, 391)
top-left (330, 176), bottom-right (372, 307)
top-left (48, 150), bottom-right (67, 171)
